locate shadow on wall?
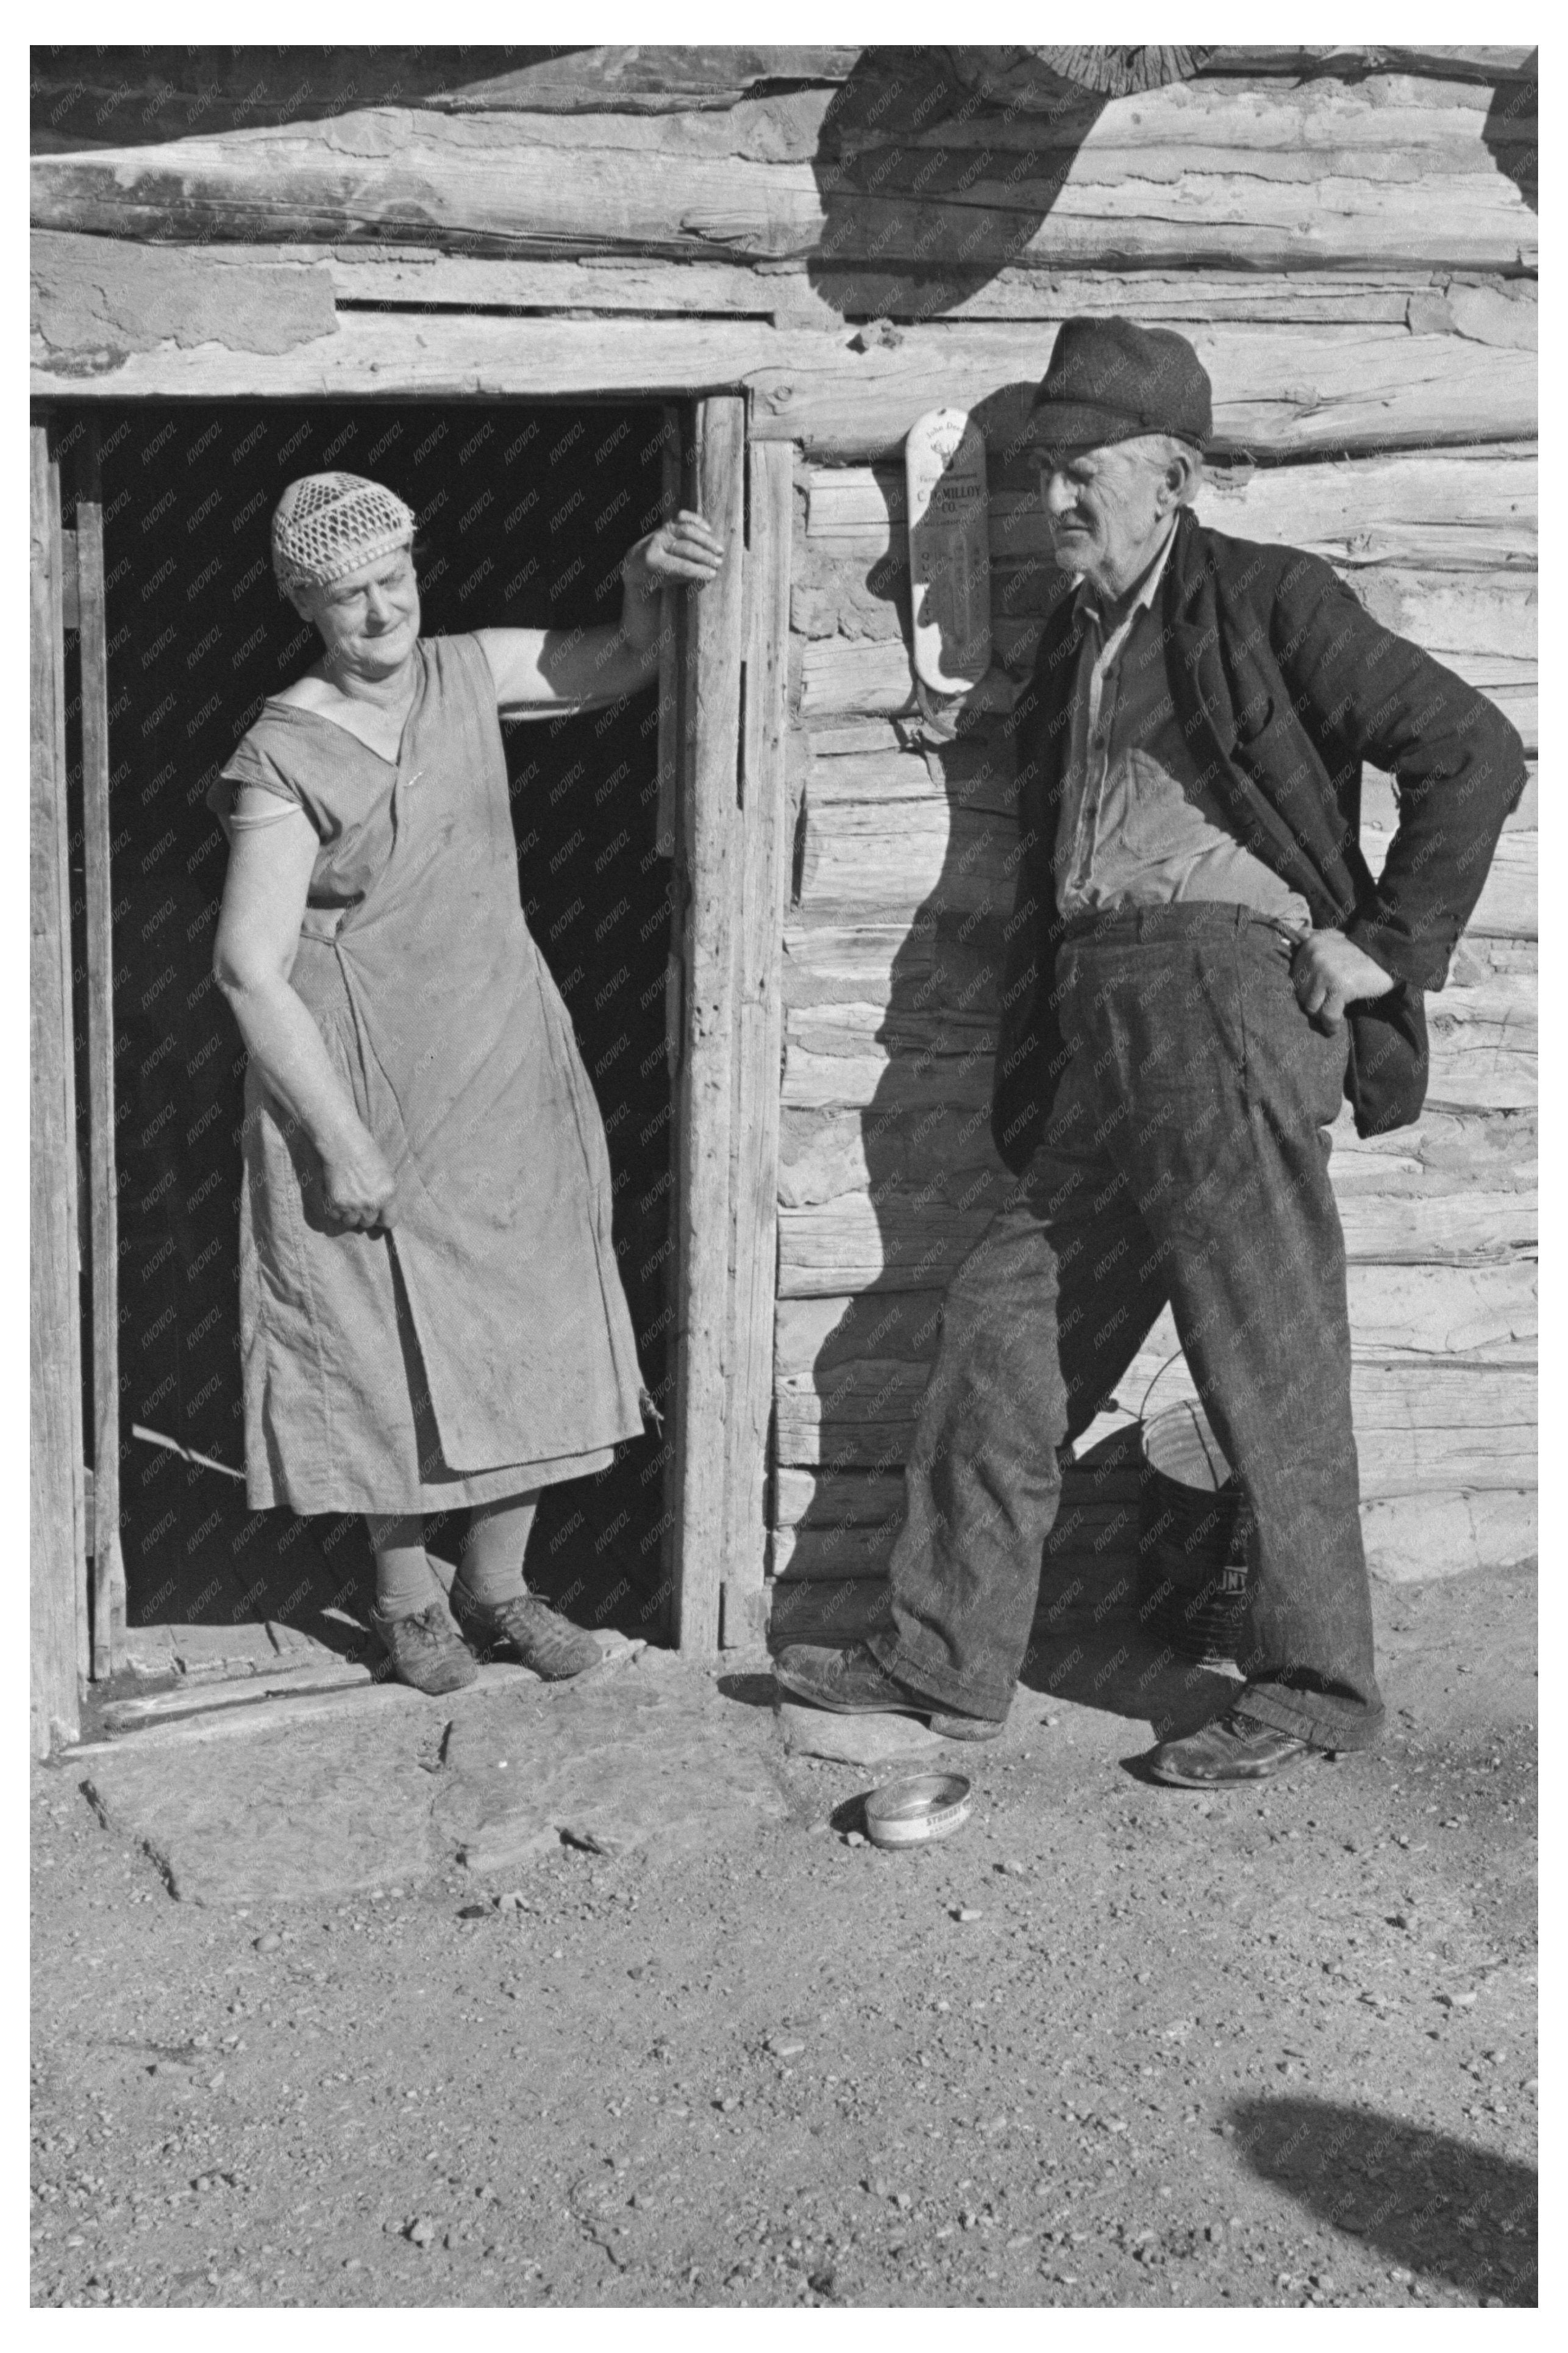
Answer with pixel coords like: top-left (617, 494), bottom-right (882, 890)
top-left (1482, 50), bottom-right (1538, 212)
top-left (1228, 2096), bottom-right (1538, 2307)
top-left (28, 47), bottom-right (573, 147)
top-left (806, 48), bottom-right (1107, 322)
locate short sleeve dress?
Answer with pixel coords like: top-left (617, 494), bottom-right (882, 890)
top-left (208, 634), bottom-right (647, 1515)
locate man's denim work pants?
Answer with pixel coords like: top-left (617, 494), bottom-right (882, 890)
top-left (869, 901), bottom-right (1385, 1751)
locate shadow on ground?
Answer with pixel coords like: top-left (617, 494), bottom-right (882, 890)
top-left (1228, 2096), bottom-right (1538, 2307)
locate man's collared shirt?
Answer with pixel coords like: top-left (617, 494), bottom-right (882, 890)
top-left (1053, 523), bottom-right (1313, 931)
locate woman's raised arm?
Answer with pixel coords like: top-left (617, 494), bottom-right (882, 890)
top-left (477, 509), bottom-right (724, 714)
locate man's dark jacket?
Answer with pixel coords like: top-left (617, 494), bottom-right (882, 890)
top-left (990, 506), bottom-right (1528, 1171)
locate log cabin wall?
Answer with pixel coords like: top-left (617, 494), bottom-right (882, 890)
top-left (30, 45), bottom-right (1536, 1681)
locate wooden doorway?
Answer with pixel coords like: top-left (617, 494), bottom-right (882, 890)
top-left (30, 392), bottom-right (789, 1751)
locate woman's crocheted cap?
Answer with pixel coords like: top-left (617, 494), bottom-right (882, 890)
top-left (271, 473), bottom-right (416, 593)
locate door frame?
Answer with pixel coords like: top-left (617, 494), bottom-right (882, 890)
top-left (28, 379), bottom-right (790, 1744)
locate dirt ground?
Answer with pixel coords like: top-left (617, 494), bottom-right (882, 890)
top-left (30, 1562), bottom-right (1537, 2312)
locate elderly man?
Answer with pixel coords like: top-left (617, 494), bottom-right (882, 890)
top-left (775, 317), bottom-right (1526, 1786)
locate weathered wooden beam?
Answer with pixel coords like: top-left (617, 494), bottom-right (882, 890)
top-left (305, 245), bottom-right (788, 315)
top-left (429, 48), bottom-right (860, 113)
top-left (807, 444), bottom-right (1539, 574)
top-left (796, 627), bottom-right (1538, 753)
top-left (1204, 48), bottom-right (1535, 85)
top-left (1359, 1488), bottom-right (1536, 1582)
top-left (776, 1182), bottom-right (1536, 1302)
top-left (779, 968), bottom-right (1536, 1110)
top-left (30, 422), bottom-right (85, 1756)
top-left (27, 46), bottom-right (1534, 154)
top-left (670, 397), bottom-right (747, 1656)
top-left (31, 230), bottom-right (338, 362)
top-left (720, 438), bottom-right (793, 1641)
top-left (654, 408), bottom-right (683, 858)
top-left (85, 241), bottom-right (1536, 334)
top-left (774, 1357), bottom-right (1535, 1493)
top-left (772, 1260), bottom-right (1537, 1469)
top-left (778, 1093), bottom-right (1535, 1224)
top-left (783, 739), bottom-right (1538, 838)
top-left (74, 426), bottom-right (126, 1679)
top-left (27, 307), bottom-right (1538, 480)
top-left (793, 541), bottom-right (1538, 668)
top-left (30, 68), bottom-right (1536, 272)
top-left (766, 1474), bottom-right (1539, 1627)
top-left (786, 788), bottom-right (1538, 937)
top-left (30, 49), bottom-right (861, 141)
top-left (755, 324), bottom-right (1539, 463)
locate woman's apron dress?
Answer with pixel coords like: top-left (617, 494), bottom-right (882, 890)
top-left (210, 634), bottom-right (646, 1514)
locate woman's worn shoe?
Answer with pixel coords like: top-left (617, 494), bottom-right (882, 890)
top-left (454, 1589), bottom-right (604, 1680)
top-left (1146, 1707), bottom-right (1313, 1788)
top-left (369, 1600), bottom-right (478, 1696)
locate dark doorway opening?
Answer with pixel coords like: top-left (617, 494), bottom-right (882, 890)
top-left (79, 396), bottom-right (678, 1660)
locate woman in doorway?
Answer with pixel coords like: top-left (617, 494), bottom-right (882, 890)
top-left (208, 473), bottom-right (722, 1693)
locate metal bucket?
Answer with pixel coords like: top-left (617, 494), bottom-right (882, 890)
top-left (1136, 1399), bottom-right (1253, 1666)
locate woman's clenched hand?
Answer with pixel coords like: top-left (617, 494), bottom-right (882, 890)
top-left (321, 1132), bottom-right (399, 1230)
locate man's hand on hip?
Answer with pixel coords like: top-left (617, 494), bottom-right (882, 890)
top-left (1290, 930), bottom-right (1398, 1033)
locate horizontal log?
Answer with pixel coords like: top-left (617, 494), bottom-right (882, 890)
top-left (755, 324), bottom-right (1537, 462)
top-left (31, 73), bottom-right (1537, 274)
top-left (768, 1480), bottom-right (1538, 1612)
top-left (775, 1493), bottom-right (1139, 1582)
top-left (1363, 761), bottom-right (1536, 833)
top-left (29, 305), bottom-right (791, 397)
top-left (1320, 1104), bottom-right (1536, 1195)
top-left (792, 546), bottom-right (1541, 646)
top-left (1363, 828), bottom-right (1535, 941)
top-left (777, 1347), bottom-right (1538, 1446)
top-left (27, 49), bottom-right (860, 140)
top-left (427, 51), bottom-right (859, 116)
top-left (30, 230), bottom-right (339, 358)
top-left (793, 550), bottom-right (1536, 691)
top-left (807, 445), bottom-right (1539, 574)
top-left (774, 1258), bottom-right (1537, 1392)
top-left (777, 1179), bottom-right (1536, 1299)
top-left (38, 231), bottom-right (792, 321)
top-left (791, 790), bottom-right (1537, 938)
top-left (796, 630), bottom-right (1538, 749)
top-left (775, 1466), bottom-right (908, 1534)
top-left (1076, 1335), bottom-right (1541, 1484)
top-left (784, 973), bottom-right (1537, 1109)
top-left (791, 798), bottom-right (1017, 924)
top-left (1205, 50), bottom-right (1534, 84)
top-left (779, 1031), bottom-right (1534, 1130)
top-left (786, 966), bottom-right (1531, 1059)
top-left (837, 73), bottom-right (1534, 160)
top-left (775, 1359), bottom-right (1536, 1496)
top-left (188, 245), bottom-right (1538, 336)
top-left (792, 740), bottom-right (1538, 840)
top-left (778, 1095), bottom-right (1536, 1213)
top-left (801, 273), bottom-right (1532, 331)
top-left (1359, 1488), bottom-right (1536, 1582)
top-left (801, 745), bottom-right (1018, 817)
top-left (767, 1579), bottom-right (891, 1644)
top-left (28, 303), bottom-right (1540, 486)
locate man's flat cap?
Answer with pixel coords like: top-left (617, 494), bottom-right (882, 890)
top-left (1030, 316), bottom-right (1213, 455)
